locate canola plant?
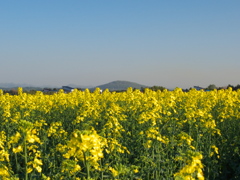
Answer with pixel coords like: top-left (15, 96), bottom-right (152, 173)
top-left (0, 87), bottom-right (240, 180)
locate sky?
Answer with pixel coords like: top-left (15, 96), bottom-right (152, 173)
top-left (1, 1), bottom-right (240, 89)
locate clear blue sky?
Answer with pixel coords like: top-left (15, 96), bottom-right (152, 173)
top-left (1, 1), bottom-right (239, 88)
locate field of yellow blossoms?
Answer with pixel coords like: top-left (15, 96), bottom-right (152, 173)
top-left (1, 87), bottom-right (240, 180)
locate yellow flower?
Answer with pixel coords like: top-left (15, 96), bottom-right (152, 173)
top-left (35, 166), bottom-right (42, 173)
top-left (9, 131), bottom-right (21, 144)
top-left (210, 145), bottom-right (219, 157)
top-left (34, 158), bottom-right (43, 166)
top-left (26, 133), bottom-right (41, 144)
top-left (0, 167), bottom-right (10, 177)
top-left (133, 169), bottom-right (139, 173)
top-left (27, 167), bottom-right (33, 173)
top-left (13, 145), bottom-right (23, 153)
top-left (0, 150), bottom-right (9, 162)
top-left (109, 167), bottom-right (118, 177)
top-left (143, 140), bottom-right (152, 149)
top-left (73, 164), bottom-right (81, 173)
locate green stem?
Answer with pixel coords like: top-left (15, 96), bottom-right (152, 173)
top-left (15, 153), bottom-right (19, 173)
top-left (83, 151), bottom-right (90, 179)
top-left (100, 159), bottom-right (104, 180)
top-left (24, 135), bottom-right (28, 180)
top-left (86, 161), bottom-right (90, 179)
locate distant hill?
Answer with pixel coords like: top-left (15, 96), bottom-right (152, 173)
top-left (0, 86), bottom-right (43, 91)
top-left (94, 80), bottom-right (148, 91)
top-left (0, 83), bottom-right (30, 88)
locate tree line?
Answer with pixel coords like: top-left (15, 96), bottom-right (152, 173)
top-left (1, 84), bottom-right (240, 95)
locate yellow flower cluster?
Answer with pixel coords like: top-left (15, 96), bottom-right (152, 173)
top-left (175, 152), bottom-right (204, 180)
top-left (60, 129), bottom-right (106, 171)
top-left (0, 131), bottom-right (10, 179)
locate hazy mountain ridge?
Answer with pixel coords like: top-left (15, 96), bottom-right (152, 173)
top-left (0, 81), bottom-right (148, 91)
top-left (0, 83), bottom-right (31, 88)
top-left (0, 83), bottom-right (92, 90)
top-left (94, 80), bottom-right (148, 91)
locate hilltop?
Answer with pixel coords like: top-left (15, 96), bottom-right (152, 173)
top-left (94, 80), bottom-right (148, 91)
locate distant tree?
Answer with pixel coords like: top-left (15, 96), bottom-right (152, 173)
top-left (228, 84), bottom-right (240, 91)
top-left (148, 86), bottom-right (166, 92)
top-left (235, 84), bottom-right (240, 91)
top-left (9, 89), bottom-right (18, 95)
top-left (28, 90), bottom-right (37, 95)
top-left (227, 84), bottom-right (234, 89)
top-left (206, 84), bottom-right (217, 90)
